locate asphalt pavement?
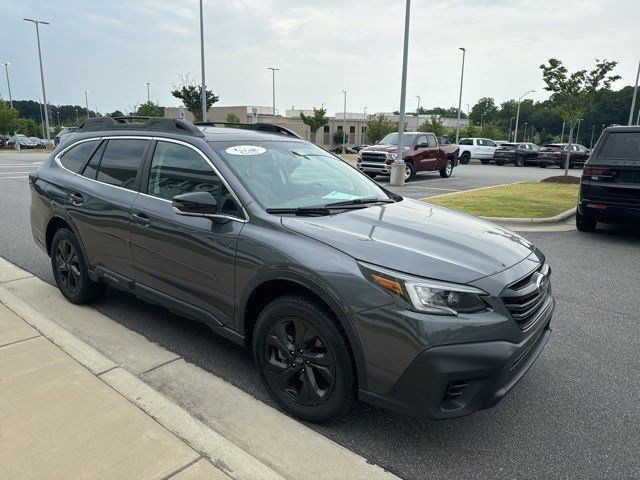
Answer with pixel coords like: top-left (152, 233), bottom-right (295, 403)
top-left (0, 150), bottom-right (638, 479)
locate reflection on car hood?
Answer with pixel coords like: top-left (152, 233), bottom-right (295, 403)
top-left (281, 199), bottom-right (537, 284)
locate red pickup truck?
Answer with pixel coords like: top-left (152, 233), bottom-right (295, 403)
top-left (356, 132), bottom-right (459, 181)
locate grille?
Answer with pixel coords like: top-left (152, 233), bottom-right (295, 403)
top-left (360, 152), bottom-right (387, 163)
top-left (619, 170), bottom-right (640, 184)
top-left (501, 263), bottom-right (551, 330)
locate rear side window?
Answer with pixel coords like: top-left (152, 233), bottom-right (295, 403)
top-left (59, 140), bottom-right (99, 173)
top-left (600, 132), bottom-right (640, 160)
top-left (96, 139), bottom-right (148, 190)
top-left (459, 139), bottom-right (472, 145)
top-left (427, 134), bottom-right (437, 147)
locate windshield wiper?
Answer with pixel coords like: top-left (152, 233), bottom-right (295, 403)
top-left (266, 206), bottom-right (331, 216)
top-left (323, 197), bottom-right (396, 208)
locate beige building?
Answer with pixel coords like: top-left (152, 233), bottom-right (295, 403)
top-left (165, 106), bottom-right (468, 148)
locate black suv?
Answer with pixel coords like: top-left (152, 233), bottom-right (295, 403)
top-left (576, 126), bottom-right (640, 231)
top-left (30, 116), bottom-right (554, 422)
top-left (493, 142), bottom-right (540, 166)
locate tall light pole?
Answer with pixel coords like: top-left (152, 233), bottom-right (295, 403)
top-left (145, 82), bottom-right (151, 103)
top-left (75, 109), bottom-right (79, 123)
top-left (24, 18), bottom-right (51, 140)
top-left (342, 90), bottom-right (347, 153)
top-left (513, 89), bottom-right (534, 143)
top-left (523, 122), bottom-right (528, 141)
top-left (84, 91), bottom-right (90, 118)
top-left (480, 112), bottom-right (486, 129)
top-left (629, 60), bottom-right (640, 126)
top-left (38, 99), bottom-right (45, 137)
top-left (415, 95), bottom-right (421, 113)
top-left (2, 62), bottom-right (12, 108)
top-left (268, 67), bottom-right (279, 123)
top-left (455, 47), bottom-right (466, 144)
top-left (198, 0), bottom-right (207, 122)
top-left (390, 0), bottom-right (412, 187)
top-left (508, 117), bottom-right (514, 141)
top-left (590, 125), bottom-right (595, 149)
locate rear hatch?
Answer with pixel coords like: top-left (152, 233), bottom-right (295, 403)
top-left (583, 130), bottom-right (640, 205)
top-left (494, 143), bottom-right (517, 157)
top-left (538, 144), bottom-right (565, 159)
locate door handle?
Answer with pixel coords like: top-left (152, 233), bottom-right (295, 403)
top-left (69, 192), bottom-right (84, 206)
top-left (131, 212), bottom-right (150, 227)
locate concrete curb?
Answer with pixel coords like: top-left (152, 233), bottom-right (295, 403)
top-left (424, 181), bottom-right (529, 200)
top-left (0, 284), bottom-right (284, 480)
top-left (481, 207), bottom-right (577, 225)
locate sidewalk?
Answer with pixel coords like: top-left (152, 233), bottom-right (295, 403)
top-left (0, 302), bottom-right (229, 480)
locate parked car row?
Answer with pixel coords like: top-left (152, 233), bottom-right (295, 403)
top-left (459, 137), bottom-right (590, 168)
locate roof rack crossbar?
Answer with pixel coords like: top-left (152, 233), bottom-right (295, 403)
top-left (76, 116), bottom-right (205, 137)
top-left (194, 121), bottom-right (302, 139)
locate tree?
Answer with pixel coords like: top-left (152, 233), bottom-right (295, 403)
top-left (300, 107), bottom-right (328, 142)
top-left (418, 115), bottom-right (448, 137)
top-left (470, 97), bottom-right (498, 126)
top-left (365, 114), bottom-right (395, 144)
top-left (333, 129), bottom-right (349, 145)
top-left (540, 58), bottom-right (620, 175)
top-left (15, 118), bottom-right (39, 137)
top-left (225, 113), bottom-right (241, 124)
top-left (136, 101), bottom-right (164, 117)
top-left (171, 75), bottom-right (219, 122)
top-left (0, 101), bottom-right (19, 135)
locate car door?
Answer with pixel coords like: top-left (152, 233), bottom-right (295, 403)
top-left (420, 133), bottom-right (440, 169)
top-left (129, 139), bottom-right (246, 330)
top-left (65, 137), bottom-right (150, 281)
top-left (485, 139), bottom-right (497, 158)
top-left (413, 135), bottom-right (428, 171)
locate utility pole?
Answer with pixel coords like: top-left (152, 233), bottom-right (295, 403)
top-left (24, 18), bottom-right (51, 140)
top-left (390, 0), bottom-right (412, 187)
top-left (508, 117), bottom-right (514, 141)
top-left (342, 90), bottom-right (347, 153)
top-left (84, 91), bottom-right (90, 118)
top-left (415, 95), bottom-right (421, 113)
top-left (455, 48), bottom-right (465, 144)
top-left (590, 125), bottom-right (595, 149)
top-left (146, 82), bottom-right (151, 103)
top-left (268, 67), bottom-right (279, 123)
top-left (39, 99), bottom-right (45, 137)
top-left (514, 89), bottom-right (534, 144)
top-left (198, 0), bottom-right (207, 122)
top-left (629, 60), bottom-right (640, 126)
top-left (2, 62), bottom-right (12, 108)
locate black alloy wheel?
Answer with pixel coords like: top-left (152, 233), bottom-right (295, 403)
top-left (55, 238), bottom-right (82, 296)
top-left (265, 318), bottom-right (336, 407)
top-left (515, 155), bottom-right (525, 167)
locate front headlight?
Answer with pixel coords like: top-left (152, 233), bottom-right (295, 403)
top-left (360, 262), bottom-right (489, 316)
top-left (386, 152), bottom-right (397, 160)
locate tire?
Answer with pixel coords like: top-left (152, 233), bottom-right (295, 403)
top-left (51, 228), bottom-right (107, 304)
top-left (404, 161), bottom-right (415, 181)
top-left (365, 172), bottom-right (377, 179)
top-left (480, 159), bottom-right (490, 165)
top-left (439, 159), bottom-right (454, 178)
top-left (495, 160), bottom-right (506, 166)
top-left (459, 152), bottom-right (470, 165)
top-left (253, 295), bottom-right (357, 423)
top-left (576, 211), bottom-right (597, 232)
top-left (538, 162), bottom-right (548, 168)
top-left (515, 155), bottom-right (525, 167)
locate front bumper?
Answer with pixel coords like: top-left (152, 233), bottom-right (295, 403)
top-left (358, 296), bottom-right (554, 419)
top-left (357, 162), bottom-right (390, 175)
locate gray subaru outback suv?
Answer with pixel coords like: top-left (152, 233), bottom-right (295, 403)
top-left (29, 116), bottom-right (554, 422)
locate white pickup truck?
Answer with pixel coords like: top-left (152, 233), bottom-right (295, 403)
top-left (458, 138), bottom-right (499, 164)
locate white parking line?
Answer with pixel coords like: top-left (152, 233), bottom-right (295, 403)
top-left (0, 172), bottom-right (32, 175)
top-left (0, 176), bottom-right (28, 180)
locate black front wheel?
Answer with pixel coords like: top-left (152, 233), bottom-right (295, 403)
top-left (459, 152), bottom-right (470, 165)
top-left (576, 211), bottom-right (597, 232)
top-left (51, 228), bottom-right (107, 304)
top-left (253, 295), bottom-right (357, 422)
top-left (515, 155), bottom-right (525, 167)
top-left (439, 159), bottom-right (454, 178)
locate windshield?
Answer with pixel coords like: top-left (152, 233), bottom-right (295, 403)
top-left (212, 141), bottom-right (391, 210)
top-left (379, 133), bottom-right (417, 146)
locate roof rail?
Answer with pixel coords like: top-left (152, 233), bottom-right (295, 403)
top-left (194, 122), bottom-right (302, 139)
top-left (76, 116), bottom-right (205, 137)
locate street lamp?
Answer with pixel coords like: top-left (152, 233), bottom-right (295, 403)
top-left (629, 60), bottom-right (640, 126)
top-left (342, 90), bottom-right (347, 154)
top-left (513, 89), bottom-right (535, 143)
top-left (23, 18), bottom-right (51, 140)
top-left (390, 0), bottom-right (412, 187)
top-left (145, 82), bottom-right (151, 103)
top-left (415, 95), bottom-right (421, 114)
top-left (268, 67), bottom-right (279, 123)
top-left (590, 125), bottom-right (595, 149)
top-left (198, 0), bottom-right (207, 122)
top-left (508, 117), bottom-right (514, 142)
top-left (455, 47), bottom-right (466, 144)
top-left (38, 99), bottom-right (45, 137)
top-left (84, 91), bottom-right (90, 118)
top-left (2, 62), bottom-right (12, 108)
top-left (480, 112), bottom-right (486, 129)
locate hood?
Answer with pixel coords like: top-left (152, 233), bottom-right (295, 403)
top-left (281, 199), bottom-right (537, 284)
top-left (361, 145), bottom-right (399, 154)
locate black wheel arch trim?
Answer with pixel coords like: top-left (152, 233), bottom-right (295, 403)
top-left (46, 208), bottom-right (91, 269)
top-left (238, 268), bottom-right (369, 390)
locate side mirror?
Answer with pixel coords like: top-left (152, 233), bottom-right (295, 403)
top-left (416, 143), bottom-right (429, 149)
top-left (172, 191), bottom-right (218, 217)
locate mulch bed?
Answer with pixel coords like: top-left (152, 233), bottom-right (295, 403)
top-left (541, 175), bottom-right (581, 185)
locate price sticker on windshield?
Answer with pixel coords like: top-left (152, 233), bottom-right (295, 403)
top-left (225, 145), bottom-right (267, 156)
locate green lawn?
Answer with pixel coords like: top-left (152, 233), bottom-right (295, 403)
top-left (425, 181), bottom-right (579, 218)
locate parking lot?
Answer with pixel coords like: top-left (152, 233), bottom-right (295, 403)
top-left (1, 150), bottom-right (638, 479)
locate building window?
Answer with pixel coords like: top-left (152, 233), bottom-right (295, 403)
top-left (349, 126), bottom-right (356, 134)
top-left (323, 125), bottom-right (330, 133)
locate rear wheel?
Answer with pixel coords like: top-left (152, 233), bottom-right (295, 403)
top-left (253, 295), bottom-right (357, 422)
top-left (515, 155), bottom-right (525, 167)
top-left (538, 162), bottom-right (548, 168)
top-left (480, 159), bottom-right (490, 165)
top-left (459, 152), bottom-right (470, 165)
top-left (51, 228), bottom-right (107, 304)
top-left (576, 211), bottom-right (597, 232)
top-left (495, 160), bottom-right (506, 166)
top-left (404, 161), bottom-right (415, 181)
top-left (439, 159), bottom-right (454, 178)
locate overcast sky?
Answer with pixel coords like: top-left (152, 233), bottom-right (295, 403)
top-left (1, 0), bottom-right (638, 116)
